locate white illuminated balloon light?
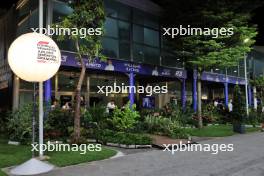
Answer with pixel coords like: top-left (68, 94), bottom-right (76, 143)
top-left (8, 32), bottom-right (61, 82)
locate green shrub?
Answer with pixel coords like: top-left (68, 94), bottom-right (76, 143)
top-left (45, 108), bottom-right (74, 139)
top-left (165, 103), bottom-right (194, 126)
top-left (231, 85), bottom-right (246, 124)
top-left (144, 115), bottom-right (184, 137)
top-left (7, 104), bottom-right (33, 143)
top-left (202, 104), bottom-right (223, 124)
top-left (111, 103), bottom-right (140, 132)
top-left (95, 129), bottom-right (152, 145)
top-left (83, 104), bottom-right (108, 129)
top-left (170, 128), bottom-right (189, 139)
top-left (246, 110), bottom-right (262, 126)
top-left (0, 110), bottom-right (8, 134)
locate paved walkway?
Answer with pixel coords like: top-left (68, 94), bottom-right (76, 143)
top-left (39, 132), bottom-right (264, 176)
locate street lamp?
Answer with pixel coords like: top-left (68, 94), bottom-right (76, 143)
top-left (8, 32), bottom-right (61, 175)
top-left (244, 38), bottom-right (249, 116)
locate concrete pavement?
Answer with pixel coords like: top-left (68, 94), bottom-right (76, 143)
top-left (40, 132), bottom-right (264, 176)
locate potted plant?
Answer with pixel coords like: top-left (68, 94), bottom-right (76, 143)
top-left (231, 85), bottom-right (246, 134)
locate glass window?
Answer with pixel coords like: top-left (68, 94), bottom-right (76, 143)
top-left (118, 21), bottom-right (130, 41)
top-left (133, 44), bottom-right (159, 65)
top-left (104, 17), bottom-right (118, 38)
top-left (133, 25), bottom-right (144, 43)
top-left (133, 9), bottom-right (159, 29)
top-left (238, 61), bottom-right (245, 77)
top-left (133, 43), bottom-right (145, 63)
top-left (213, 68), bottom-right (225, 74)
top-left (102, 37), bottom-right (118, 58)
top-left (119, 41), bottom-right (130, 60)
top-left (227, 66), bottom-right (238, 77)
top-left (17, 0), bottom-right (38, 21)
top-left (52, 0), bottom-right (73, 23)
top-left (19, 92), bottom-right (33, 107)
top-left (161, 52), bottom-right (183, 68)
top-left (254, 58), bottom-right (264, 76)
top-left (20, 80), bottom-right (33, 90)
top-left (144, 28), bottom-right (159, 47)
top-left (104, 0), bottom-right (131, 20)
top-left (144, 46), bottom-right (160, 65)
top-left (17, 7), bottom-right (43, 36)
top-left (133, 25), bottom-right (159, 47)
top-left (58, 72), bottom-right (87, 92)
top-left (28, 9), bottom-right (40, 29)
top-left (56, 39), bottom-right (76, 52)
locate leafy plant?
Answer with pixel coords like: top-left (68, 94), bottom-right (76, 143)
top-left (144, 115), bottom-right (184, 137)
top-left (166, 103), bottom-right (194, 126)
top-left (170, 128), bottom-right (189, 139)
top-left (83, 104), bottom-right (108, 129)
top-left (95, 129), bottom-right (152, 145)
top-left (164, 1), bottom-right (258, 128)
top-left (7, 104), bottom-right (33, 143)
top-left (44, 108), bottom-right (74, 139)
top-left (0, 110), bottom-right (8, 134)
top-left (55, 0), bottom-right (106, 142)
top-left (246, 109), bottom-right (262, 126)
top-left (231, 85), bottom-right (246, 124)
top-left (111, 103), bottom-right (140, 132)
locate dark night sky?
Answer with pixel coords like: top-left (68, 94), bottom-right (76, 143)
top-left (0, 0), bottom-right (17, 16)
top-left (1, 0), bottom-right (264, 45)
top-left (251, 4), bottom-right (264, 45)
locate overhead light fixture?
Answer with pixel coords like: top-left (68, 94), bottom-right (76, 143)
top-left (234, 70), bottom-right (237, 73)
top-left (16, 0), bottom-right (29, 9)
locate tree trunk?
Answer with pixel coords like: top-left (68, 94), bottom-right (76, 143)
top-left (197, 71), bottom-right (203, 128)
top-left (73, 40), bottom-right (86, 143)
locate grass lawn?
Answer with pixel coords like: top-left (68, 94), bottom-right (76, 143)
top-left (184, 124), bottom-right (261, 137)
top-left (0, 138), bottom-right (116, 176)
top-left (47, 147), bottom-right (116, 167)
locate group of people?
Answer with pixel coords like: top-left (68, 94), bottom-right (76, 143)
top-left (51, 100), bottom-right (72, 110)
top-left (51, 96), bottom-right (86, 111)
top-left (106, 100), bottom-right (132, 114)
top-left (213, 98), bottom-right (233, 112)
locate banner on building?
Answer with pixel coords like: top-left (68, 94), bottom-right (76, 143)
top-left (60, 51), bottom-right (187, 79)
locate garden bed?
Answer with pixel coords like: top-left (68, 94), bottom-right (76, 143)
top-left (184, 124), bottom-right (261, 137)
top-left (95, 129), bottom-right (153, 148)
top-left (106, 142), bottom-right (152, 149)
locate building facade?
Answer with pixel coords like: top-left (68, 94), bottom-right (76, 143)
top-left (0, 0), bottom-right (263, 111)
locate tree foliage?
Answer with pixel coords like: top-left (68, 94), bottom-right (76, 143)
top-left (53, 0), bottom-right (105, 142)
top-left (162, 0), bottom-right (260, 71)
top-left (232, 85), bottom-right (246, 123)
top-left (180, 9), bottom-right (257, 71)
top-left (55, 0), bottom-right (105, 59)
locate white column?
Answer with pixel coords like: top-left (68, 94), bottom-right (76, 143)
top-left (12, 75), bottom-right (20, 111)
top-left (253, 86), bottom-right (257, 110)
top-left (244, 55), bottom-right (249, 116)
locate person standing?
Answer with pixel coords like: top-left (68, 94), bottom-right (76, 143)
top-left (228, 99), bottom-right (233, 112)
top-left (106, 100), bottom-right (116, 114)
